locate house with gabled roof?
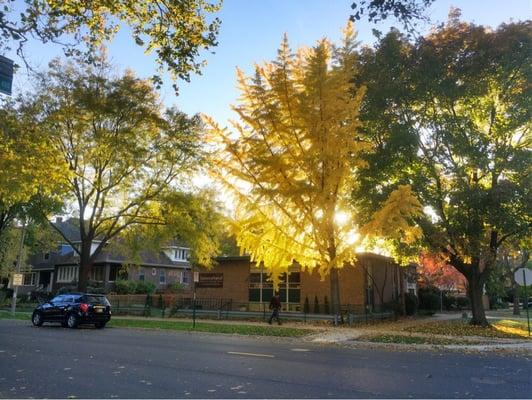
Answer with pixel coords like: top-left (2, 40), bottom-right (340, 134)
top-left (20, 218), bottom-right (192, 294)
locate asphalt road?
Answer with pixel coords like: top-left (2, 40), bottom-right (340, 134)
top-left (0, 319), bottom-right (530, 399)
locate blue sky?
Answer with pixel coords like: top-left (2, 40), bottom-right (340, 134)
top-left (6, 0), bottom-right (531, 127)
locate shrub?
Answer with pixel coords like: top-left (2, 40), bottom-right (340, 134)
top-left (166, 282), bottom-right (185, 294)
top-left (0, 288), bottom-right (14, 305)
top-left (313, 295), bottom-right (320, 314)
top-left (405, 293), bottom-right (418, 315)
top-left (135, 281), bottom-right (156, 294)
top-left (323, 296), bottom-right (330, 314)
top-left (303, 296), bottom-right (310, 314)
top-left (57, 285), bottom-right (77, 295)
top-left (115, 279), bottom-right (135, 294)
top-left (418, 287), bottom-right (440, 312)
top-left (455, 296), bottom-right (470, 310)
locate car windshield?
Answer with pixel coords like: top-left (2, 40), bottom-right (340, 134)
top-left (81, 295), bottom-right (110, 306)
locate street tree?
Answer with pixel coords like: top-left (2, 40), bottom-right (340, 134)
top-left (0, 100), bottom-right (65, 279)
top-left (0, 0), bottom-right (221, 87)
top-left (350, 0), bottom-right (435, 33)
top-left (30, 58), bottom-right (204, 291)
top-left (113, 189), bottom-right (228, 269)
top-left (353, 12), bottom-right (531, 325)
top-left (418, 252), bottom-right (467, 292)
top-left (205, 23), bottom-right (422, 318)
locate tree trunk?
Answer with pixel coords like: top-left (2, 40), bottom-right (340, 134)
top-left (329, 267), bottom-right (341, 320)
top-left (77, 241), bottom-right (92, 292)
top-left (512, 287), bottom-right (520, 316)
top-left (467, 275), bottom-right (488, 326)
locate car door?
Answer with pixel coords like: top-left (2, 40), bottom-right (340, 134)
top-left (42, 295), bottom-right (63, 321)
top-left (56, 295), bottom-right (74, 320)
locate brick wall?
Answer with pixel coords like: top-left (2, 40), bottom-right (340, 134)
top-left (194, 259), bottom-right (250, 302)
top-left (191, 254), bottom-right (405, 310)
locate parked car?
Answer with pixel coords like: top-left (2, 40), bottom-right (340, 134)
top-left (31, 293), bottom-right (111, 329)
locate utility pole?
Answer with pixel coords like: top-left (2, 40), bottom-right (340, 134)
top-left (11, 220), bottom-right (27, 315)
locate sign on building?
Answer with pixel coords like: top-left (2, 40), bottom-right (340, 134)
top-left (0, 55), bottom-right (14, 96)
top-left (197, 273), bottom-right (223, 288)
top-left (12, 273), bottom-right (23, 286)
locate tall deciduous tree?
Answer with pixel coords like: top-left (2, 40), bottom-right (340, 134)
top-left (205, 23), bottom-right (422, 317)
top-left (353, 12), bottom-right (531, 325)
top-left (29, 58), bottom-right (204, 291)
top-left (350, 0), bottom-right (435, 34)
top-left (0, 0), bottom-right (221, 87)
top-left (0, 100), bottom-right (65, 277)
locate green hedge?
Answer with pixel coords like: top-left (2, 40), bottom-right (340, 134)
top-left (115, 280), bottom-right (156, 294)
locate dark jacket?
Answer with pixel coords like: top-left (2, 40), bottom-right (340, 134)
top-left (269, 295), bottom-right (281, 310)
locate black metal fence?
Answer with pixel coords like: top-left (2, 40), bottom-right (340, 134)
top-left (108, 295), bottom-right (397, 324)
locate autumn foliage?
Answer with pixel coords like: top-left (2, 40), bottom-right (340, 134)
top-left (418, 252), bottom-right (467, 292)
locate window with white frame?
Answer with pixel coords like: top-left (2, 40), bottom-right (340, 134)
top-left (23, 272), bottom-right (36, 286)
top-left (181, 270), bottom-right (189, 284)
top-left (90, 266), bottom-right (105, 282)
top-left (174, 248), bottom-right (189, 261)
top-left (139, 268), bottom-right (145, 281)
top-left (159, 269), bottom-right (166, 284)
top-left (57, 266), bottom-right (79, 283)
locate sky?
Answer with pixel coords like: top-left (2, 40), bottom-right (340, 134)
top-left (6, 0), bottom-right (530, 129)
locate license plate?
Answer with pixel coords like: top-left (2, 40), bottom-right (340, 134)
top-left (94, 307), bottom-right (104, 313)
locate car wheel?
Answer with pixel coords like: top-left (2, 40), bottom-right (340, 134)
top-left (95, 322), bottom-right (106, 329)
top-left (66, 313), bottom-right (79, 329)
top-left (31, 311), bottom-right (44, 327)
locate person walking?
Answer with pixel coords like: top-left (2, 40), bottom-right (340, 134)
top-left (268, 293), bottom-right (282, 325)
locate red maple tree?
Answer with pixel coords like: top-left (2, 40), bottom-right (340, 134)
top-left (418, 252), bottom-right (467, 292)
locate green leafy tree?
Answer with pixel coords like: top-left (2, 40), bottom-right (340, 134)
top-left (353, 12), bottom-right (531, 325)
top-left (0, 0), bottom-right (221, 88)
top-left (350, 0), bottom-right (435, 33)
top-left (27, 57), bottom-right (204, 291)
top-left (114, 188), bottom-right (227, 269)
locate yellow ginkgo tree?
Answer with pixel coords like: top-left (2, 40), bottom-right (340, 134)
top-left (205, 23), bottom-right (423, 317)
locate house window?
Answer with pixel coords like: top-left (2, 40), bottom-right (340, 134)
top-left (57, 266), bottom-right (79, 283)
top-left (159, 270), bottom-right (166, 284)
top-left (108, 265), bottom-right (119, 282)
top-left (181, 270), bottom-right (189, 284)
top-left (23, 272), bottom-right (36, 286)
top-left (174, 248), bottom-right (189, 261)
top-left (44, 253), bottom-right (50, 260)
top-left (90, 266), bottom-right (105, 282)
top-left (139, 268), bottom-right (145, 281)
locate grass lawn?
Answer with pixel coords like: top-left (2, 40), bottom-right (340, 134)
top-left (358, 334), bottom-right (484, 346)
top-left (0, 310), bottom-right (309, 337)
top-left (108, 318), bottom-right (310, 337)
top-left (0, 310), bottom-right (31, 320)
top-left (404, 319), bottom-right (531, 340)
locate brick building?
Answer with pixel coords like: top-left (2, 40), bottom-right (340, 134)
top-left (195, 253), bottom-right (414, 312)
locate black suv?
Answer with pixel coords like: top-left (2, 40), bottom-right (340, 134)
top-left (32, 293), bottom-right (111, 329)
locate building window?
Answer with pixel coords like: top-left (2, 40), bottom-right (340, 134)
top-left (159, 270), bottom-right (166, 284)
top-left (23, 272), bottom-right (36, 286)
top-left (248, 272), bottom-right (300, 304)
top-left (181, 270), bottom-right (189, 284)
top-left (44, 253), bottom-right (50, 260)
top-left (57, 266), bottom-right (79, 283)
top-left (174, 248), bottom-right (189, 261)
top-left (139, 268), bottom-right (145, 281)
top-left (108, 265), bottom-right (120, 282)
top-left (89, 266), bottom-right (105, 282)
